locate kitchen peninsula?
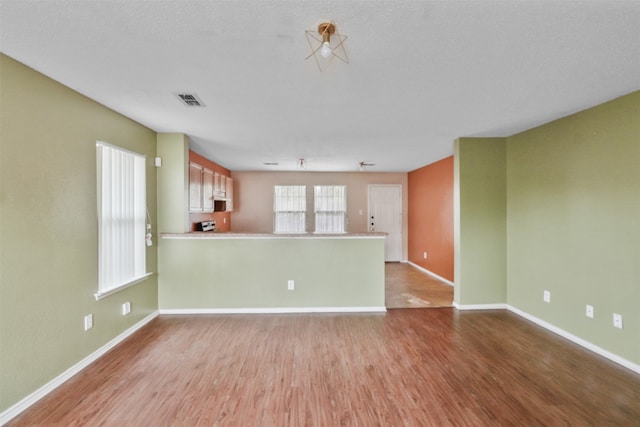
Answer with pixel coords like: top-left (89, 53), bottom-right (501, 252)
top-left (158, 232), bottom-right (386, 313)
top-left (156, 135), bottom-right (386, 313)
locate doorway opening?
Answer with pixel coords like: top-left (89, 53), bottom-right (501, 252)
top-left (368, 184), bottom-right (402, 262)
top-left (385, 263), bottom-right (453, 309)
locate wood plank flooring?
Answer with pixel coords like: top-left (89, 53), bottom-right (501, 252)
top-left (385, 263), bottom-right (453, 308)
top-left (8, 309), bottom-right (640, 426)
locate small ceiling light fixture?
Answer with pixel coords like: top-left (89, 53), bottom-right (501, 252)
top-left (358, 162), bottom-right (375, 171)
top-left (297, 158), bottom-right (306, 170)
top-left (305, 21), bottom-right (349, 71)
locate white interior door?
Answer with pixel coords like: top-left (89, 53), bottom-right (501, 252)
top-left (368, 185), bottom-right (402, 262)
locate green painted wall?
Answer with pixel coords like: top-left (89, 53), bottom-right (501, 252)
top-left (0, 54), bottom-right (158, 412)
top-left (506, 91), bottom-right (640, 364)
top-left (158, 238), bottom-right (385, 309)
top-left (156, 133), bottom-right (189, 233)
top-left (454, 137), bottom-right (507, 306)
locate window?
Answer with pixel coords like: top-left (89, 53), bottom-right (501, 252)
top-left (96, 141), bottom-right (148, 298)
top-left (274, 185), bottom-right (306, 233)
top-left (314, 185), bottom-right (347, 233)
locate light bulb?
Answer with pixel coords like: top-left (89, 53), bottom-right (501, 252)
top-left (320, 42), bottom-right (332, 58)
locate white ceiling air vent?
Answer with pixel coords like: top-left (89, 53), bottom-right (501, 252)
top-left (177, 93), bottom-right (204, 107)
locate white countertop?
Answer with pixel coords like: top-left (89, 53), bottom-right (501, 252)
top-left (161, 231), bottom-right (387, 239)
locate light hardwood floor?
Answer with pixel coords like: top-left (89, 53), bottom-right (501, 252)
top-left (7, 310), bottom-right (640, 426)
top-left (385, 262), bottom-right (453, 308)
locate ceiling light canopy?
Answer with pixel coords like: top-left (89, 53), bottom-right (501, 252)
top-left (305, 21), bottom-right (348, 71)
top-left (318, 23), bottom-right (335, 58)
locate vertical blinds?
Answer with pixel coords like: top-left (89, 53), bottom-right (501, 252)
top-left (97, 142), bottom-right (147, 292)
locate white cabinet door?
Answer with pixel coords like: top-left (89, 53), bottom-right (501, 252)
top-left (189, 162), bottom-right (203, 212)
top-left (225, 177), bottom-right (233, 212)
top-left (213, 172), bottom-right (226, 198)
top-left (213, 172), bottom-right (220, 193)
top-left (202, 168), bottom-right (214, 212)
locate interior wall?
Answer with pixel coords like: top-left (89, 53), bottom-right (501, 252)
top-left (188, 150), bottom-right (231, 232)
top-left (0, 54), bottom-right (159, 413)
top-left (407, 156), bottom-right (454, 281)
top-left (158, 237), bottom-right (385, 310)
top-left (454, 137), bottom-right (507, 306)
top-left (506, 91), bottom-right (640, 364)
top-left (157, 133), bottom-right (189, 234)
top-left (230, 171), bottom-right (409, 260)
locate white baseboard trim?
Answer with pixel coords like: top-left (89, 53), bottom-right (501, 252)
top-left (406, 262), bottom-right (455, 287)
top-left (0, 311), bottom-right (159, 426)
top-left (453, 302), bottom-right (508, 310)
top-left (159, 307), bottom-right (387, 315)
top-left (507, 305), bottom-right (640, 375)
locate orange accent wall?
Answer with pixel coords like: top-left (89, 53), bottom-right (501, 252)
top-left (408, 156), bottom-right (454, 281)
top-left (189, 151), bottom-right (232, 232)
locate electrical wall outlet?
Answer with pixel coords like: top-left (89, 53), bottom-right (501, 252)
top-left (543, 290), bottom-right (551, 303)
top-left (288, 280), bottom-right (295, 291)
top-left (423, 251), bottom-right (428, 259)
top-left (613, 313), bottom-right (623, 329)
top-left (585, 305), bottom-right (594, 318)
top-left (84, 314), bottom-right (93, 331)
top-left (122, 301), bottom-right (131, 315)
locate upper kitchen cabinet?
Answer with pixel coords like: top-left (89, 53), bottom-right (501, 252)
top-left (202, 168), bottom-right (214, 212)
top-left (189, 162), bottom-right (203, 212)
top-left (190, 162), bottom-right (215, 213)
top-left (226, 177), bottom-right (234, 212)
top-left (214, 172), bottom-right (226, 199)
top-left (190, 159), bottom-right (233, 213)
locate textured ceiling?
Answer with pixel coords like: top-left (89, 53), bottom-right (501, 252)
top-left (1, 0), bottom-right (639, 172)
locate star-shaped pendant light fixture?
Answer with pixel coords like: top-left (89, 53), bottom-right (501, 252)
top-left (305, 21), bottom-right (349, 71)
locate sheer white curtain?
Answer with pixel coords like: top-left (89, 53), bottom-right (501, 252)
top-left (273, 185), bottom-right (306, 233)
top-left (314, 185), bottom-right (346, 233)
top-left (97, 142), bottom-right (147, 293)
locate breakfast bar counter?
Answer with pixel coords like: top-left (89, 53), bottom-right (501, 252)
top-left (157, 232), bottom-right (386, 313)
top-left (161, 232), bottom-right (387, 239)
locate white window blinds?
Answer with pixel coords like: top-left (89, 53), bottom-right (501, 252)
top-left (314, 185), bottom-right (347, 233)
top-left (274, 185), bottom-right (306, 233)
top-left (96, 142), bottom-right (147, 294)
